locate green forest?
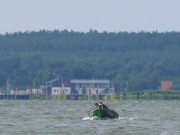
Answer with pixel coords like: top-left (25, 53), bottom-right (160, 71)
top-left (0, 30), bottom-right (180, 92)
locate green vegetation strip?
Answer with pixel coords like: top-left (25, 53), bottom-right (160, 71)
top-left (30, 90), bottom-right (180, 100)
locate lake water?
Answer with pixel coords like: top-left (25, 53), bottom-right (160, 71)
top-left (0, 100), bottom-right (179, 135)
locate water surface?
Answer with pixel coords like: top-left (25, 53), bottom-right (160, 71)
top-left (0, 100), bottom-right (179, 135)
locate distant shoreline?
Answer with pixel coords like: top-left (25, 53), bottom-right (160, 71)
top-left (30, 90), bottom-right (180, 100)
top-left (0, 90), bottom-right (179, 100)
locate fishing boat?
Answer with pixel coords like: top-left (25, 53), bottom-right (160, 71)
top-left (88, 102), bottom-right (119, 119)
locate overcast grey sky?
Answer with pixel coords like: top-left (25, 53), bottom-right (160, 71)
top-left (0, 0), bottom-right (180, 34)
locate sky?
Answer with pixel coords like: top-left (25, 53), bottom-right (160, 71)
top-left (0, 0), bottom-right (180, 34)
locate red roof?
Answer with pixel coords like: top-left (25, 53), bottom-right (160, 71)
top-left (161, 81), bottom-right (173, 90)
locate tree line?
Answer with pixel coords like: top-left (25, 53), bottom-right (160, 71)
top-left (0, 30), bottom-right (180, 92)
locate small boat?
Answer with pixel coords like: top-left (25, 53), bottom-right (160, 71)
top-left (88, 102), bottom-right (119, 119)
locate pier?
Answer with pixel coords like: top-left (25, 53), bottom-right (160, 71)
top-left (0, 95), bottom-right (30, 100)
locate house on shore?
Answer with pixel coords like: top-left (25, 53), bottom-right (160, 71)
top-left (41, 75), bottom-right (70, 95)
top-left (41, 76), bottom-right (114, 95)
top-left (51, 87), bottom-right (71, 95)
top-left (161, 81), bottom-right (173, 90)
top-left (70, 79), bottom-right (115, 95)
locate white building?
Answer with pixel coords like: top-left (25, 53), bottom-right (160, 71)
top-left (70, 79), bottom-right (115, 95)
top-left (51, 87), bottom-right (71, 95)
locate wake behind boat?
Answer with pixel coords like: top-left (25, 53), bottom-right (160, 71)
top-left (88, 102), bottom-right (119, 120)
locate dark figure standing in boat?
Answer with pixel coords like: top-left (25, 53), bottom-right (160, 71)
top-left (95, 102), bottom-right (108, 109)
top-left (89, 102), bottom-right (119, 119)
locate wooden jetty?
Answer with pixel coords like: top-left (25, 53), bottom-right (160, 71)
top-left (0, 95), bottom-right (29, 100)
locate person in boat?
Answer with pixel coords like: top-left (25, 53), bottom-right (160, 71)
top-left (94, 102), bottom-right (108, 109)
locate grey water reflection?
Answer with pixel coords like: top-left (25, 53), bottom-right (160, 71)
top-left (0, 100), bottom-right (179, 135)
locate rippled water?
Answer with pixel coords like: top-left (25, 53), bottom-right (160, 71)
top-left (0, 100), bottom-right (179, 135)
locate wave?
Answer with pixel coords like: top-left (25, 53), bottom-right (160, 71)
top-left (82, 116), bottom-right (99, 120)
top-left (82, 116), bottom-right (139, 121)
top-left (118, 117), bottom-right (139, 120)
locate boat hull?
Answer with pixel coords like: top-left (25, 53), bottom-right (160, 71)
top-left (88, 108), bottom-right (119, 119)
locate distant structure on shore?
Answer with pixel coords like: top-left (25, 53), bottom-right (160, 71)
top-left (40, 75), bottom-right (115, 96)
top-left (70, 79), bottom-right (114, 95)
top-left (2, 76), bottom-right (174, 96)
top-left (161, 81), bottom-right (173, 90)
